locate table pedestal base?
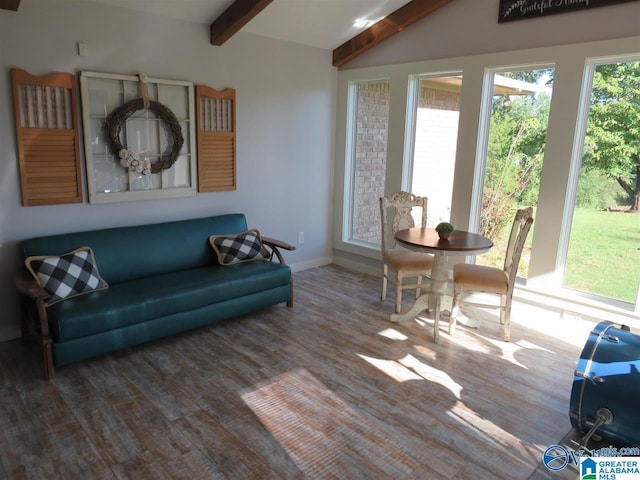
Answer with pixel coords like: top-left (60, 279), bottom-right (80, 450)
top-left (389, 253), bottom-right (451, 343)
top-left (390, 227), bottom-right (493, 342)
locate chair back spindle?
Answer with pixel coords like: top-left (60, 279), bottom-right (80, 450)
top-left (503, 206), bottom-right (535, 287)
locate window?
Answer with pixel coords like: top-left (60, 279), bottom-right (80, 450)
top-left (473, 68), bottom-right (553, 279)
top-left (345, 80), bottom-right (390, 246)
top-left (562, 58), bottom-right (640, 308)
top-left (407, 73), bottom-right (462, 227)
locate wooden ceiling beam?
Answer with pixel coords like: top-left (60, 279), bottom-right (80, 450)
top-left (332, 0), bottom-right (453, 68)
top-left (210, 0), bottom-right (273, 46)
top-left (0, 0), bottom-right (21, 12)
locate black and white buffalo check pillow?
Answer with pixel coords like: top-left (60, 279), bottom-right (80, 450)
top-left (25, 247), bottom-right (108, 306)
top-left (209, 229), bottom-right (272, 265)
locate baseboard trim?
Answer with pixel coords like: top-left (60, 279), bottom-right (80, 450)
top-left (289, 257), bottom-right (333, 273)
top-left (332, 256), bottom-right (380, 277)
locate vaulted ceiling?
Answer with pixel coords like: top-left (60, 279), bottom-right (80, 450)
top-left (1, 0), bottom-right (454, 67)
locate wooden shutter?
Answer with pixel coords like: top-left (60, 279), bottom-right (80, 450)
top-left (11, 69), bottom-right (82, 206)
top-left (196, 85), bottom-right (236, 192)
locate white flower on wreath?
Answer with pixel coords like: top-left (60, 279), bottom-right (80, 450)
top-left (118, 148), bottom-right (151, 175)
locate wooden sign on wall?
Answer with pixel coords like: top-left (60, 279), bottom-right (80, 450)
top-left (498, 0), bottom-right (639, 23)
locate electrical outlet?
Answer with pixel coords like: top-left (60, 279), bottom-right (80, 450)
top-left (77, 42), bottom-right (88, 57)
top-left (297, 232), bottom-right (305, 244)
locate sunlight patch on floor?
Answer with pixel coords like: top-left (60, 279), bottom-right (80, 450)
top-left (399, 354), bottom-right (463, 399)
top-left (377, 328), bottom-right (408, 341)
top-left (412, 315), bottom-right (494, 354)
top-left (410, 344), bottom-right (437, 360)
top-left (458, 300), bottom-right (597, 349)
top-left (446, 404), bottom-right (542, 470)
top-left (475, 336), bottom-right (555, 369)
top-left (357, 349), bottom-right (544, 473)
top-left (241, 368), bottom-right (418, 479)
top-left (445, 331), bottom-right (494, 354)
top-left (509, 300), bottom-right (596, 348)
top-left (357, 352), bottom-right (463, 399)
top-left (357, 354), bottom-right (423, 382)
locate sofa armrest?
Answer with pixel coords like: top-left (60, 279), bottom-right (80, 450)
top-left (14, 270), bottom-right (55, 379)
top-left (262, 237), bottom-right (296, 265)
top-left (15, 270), bottom-right (49, 301)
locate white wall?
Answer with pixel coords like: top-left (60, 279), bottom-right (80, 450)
top-left (0, 0), bottom-right (336, 341)
top-left (342, 0), bottom-right (640, 70)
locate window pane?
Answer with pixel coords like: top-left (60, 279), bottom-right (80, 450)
top-left (410, 75), bottom-right (461, 227)
top-left (564, 60), bottom-right (640, 305)
top-left (477, 69), bottom-right (553, 280)
top-left (350, 81), bottom-right (390, 245)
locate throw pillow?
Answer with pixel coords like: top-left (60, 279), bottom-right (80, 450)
top-left (209, 229), bottom-right (272, 265)
top-left (25, 247), bottom-right (108, 306)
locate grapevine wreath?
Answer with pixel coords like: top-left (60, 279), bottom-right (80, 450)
top-left (104, 98), bottom-right (184, 175)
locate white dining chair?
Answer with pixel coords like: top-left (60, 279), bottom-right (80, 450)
top-left (380, 191), bottom-right (434, 313)
top-left (449, 206), bottom-right (534, 341)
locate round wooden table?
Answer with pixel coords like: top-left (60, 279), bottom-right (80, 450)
top-left (391, 227), bottom-right (493, 342)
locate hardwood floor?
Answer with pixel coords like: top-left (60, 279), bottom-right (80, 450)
top-left (0, 265), bottom-right (607, 479)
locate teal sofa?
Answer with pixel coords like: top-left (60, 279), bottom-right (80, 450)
top-left (15, 214), bottom-right (295, 379)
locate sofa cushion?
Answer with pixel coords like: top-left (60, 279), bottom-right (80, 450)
top-left (209, 229), bottom-right (271, 265)
top-left (46, 261), bottom-right (291, 342)
top-left (25, 247), bottom-right (108, 306)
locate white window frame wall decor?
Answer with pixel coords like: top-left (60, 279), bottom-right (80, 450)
top-left (79, 71), bottom-right (197, 204)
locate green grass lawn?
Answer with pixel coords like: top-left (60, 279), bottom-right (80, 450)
top-left (476, 208), bottom-right (639, 304)
top-left (564, 208), bottom-right (640, 304)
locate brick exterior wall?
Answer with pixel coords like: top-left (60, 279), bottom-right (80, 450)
top-left (351, 82), bottom-right (390, 245)
top-left (418, 87), bottom-right (460, 110)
